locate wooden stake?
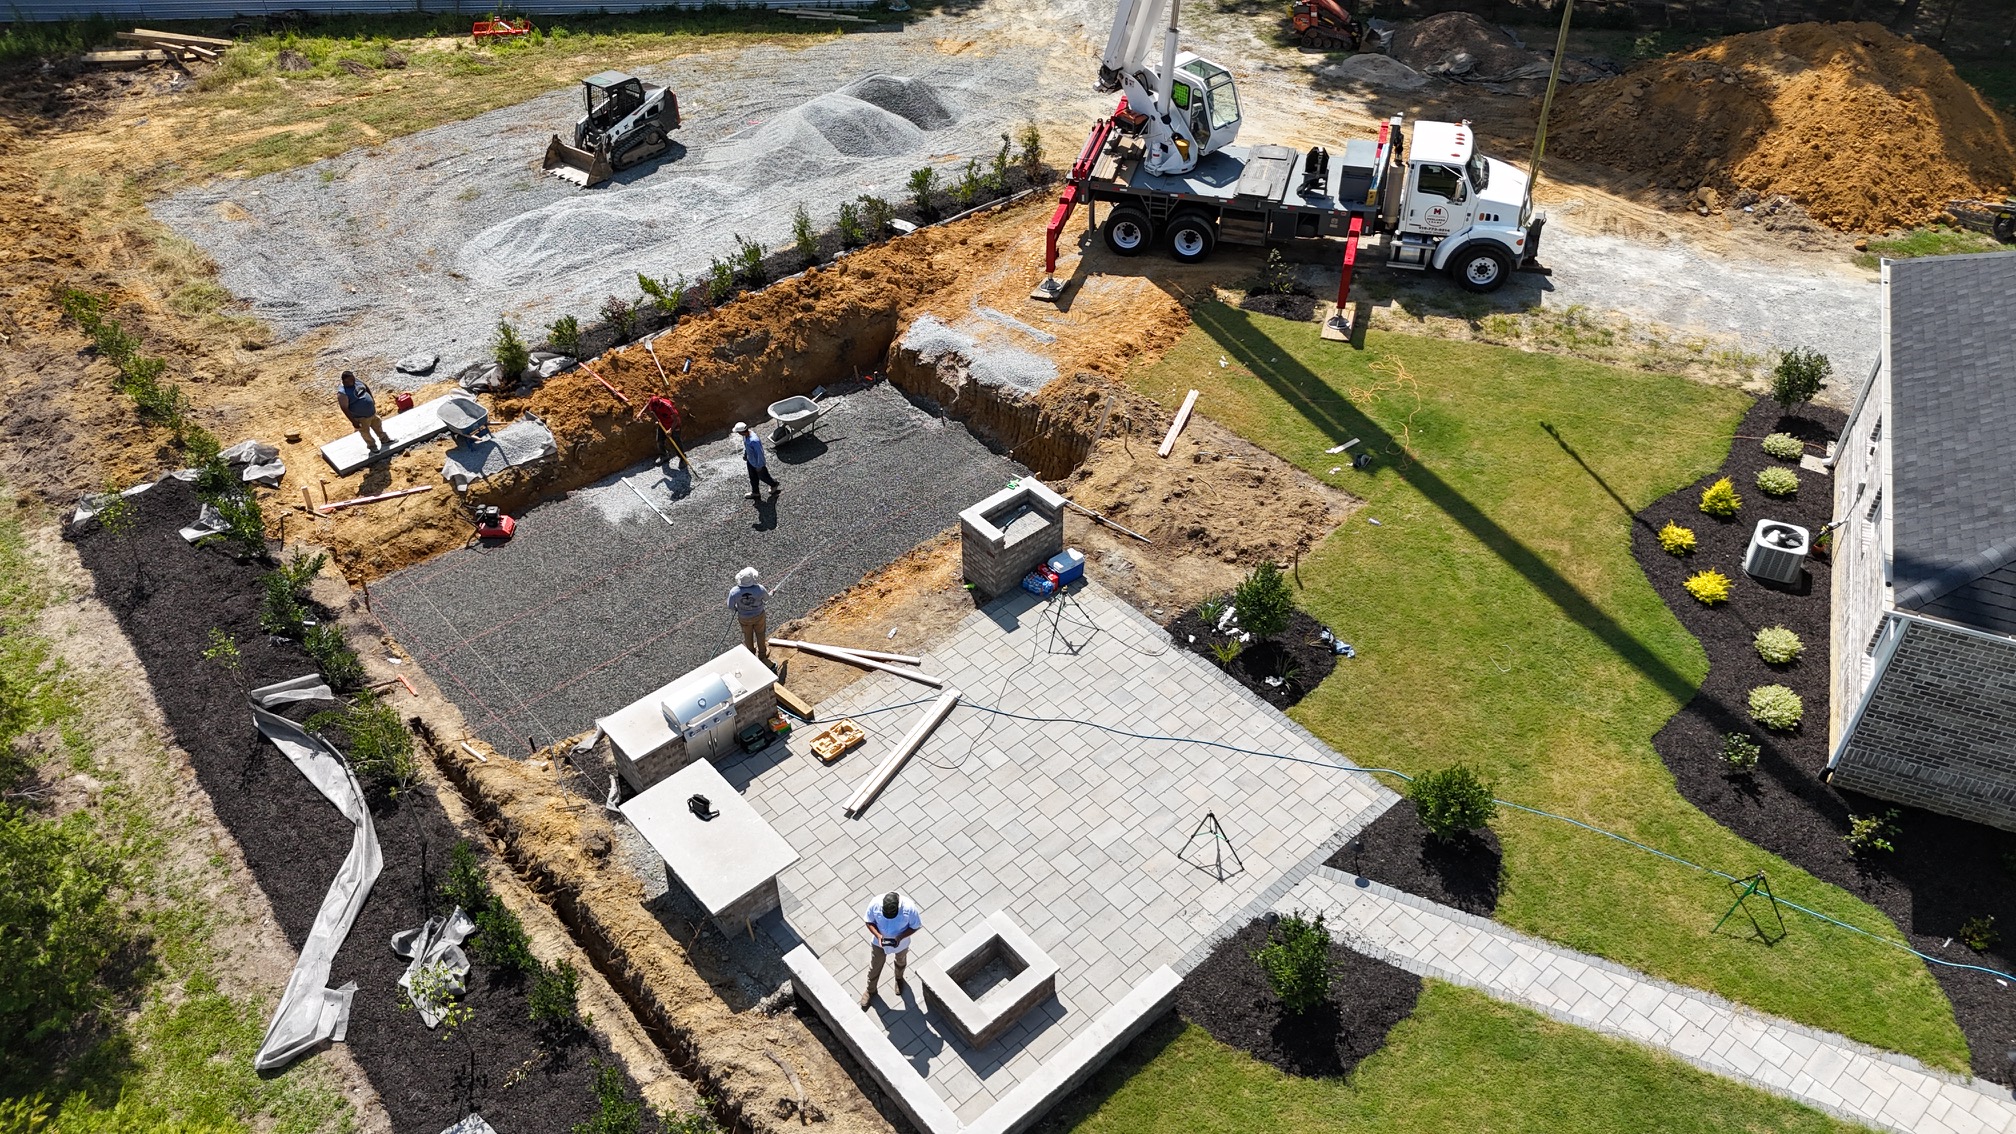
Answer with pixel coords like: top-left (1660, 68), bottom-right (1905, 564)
top-left (315, 485), bottom-right (434, 514)
top-left (318, 478), bottom-right (330, 506)
top-left (301, 486), bottom-right (315, 512)
top-left (1158, 390), bottom-right (1199, 458)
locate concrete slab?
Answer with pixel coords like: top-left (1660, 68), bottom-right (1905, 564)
top-left (319, 393), bottom-right (460, 475)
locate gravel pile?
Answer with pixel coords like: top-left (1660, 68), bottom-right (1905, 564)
top-left (839, 74), bottom-right (955, 129)
top-left (1316, 53), bottom-right (1428, 91)
top-left (900, 313), bottom-right (1058, 395)
top-left (769, 93), bottom-right (925, 159)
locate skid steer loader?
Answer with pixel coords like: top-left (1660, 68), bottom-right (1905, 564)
top-left (541, 70), bottom-right (679, 188)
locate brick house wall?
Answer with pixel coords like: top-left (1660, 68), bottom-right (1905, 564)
top-left (1830, 615), bottom-right (2016, 832)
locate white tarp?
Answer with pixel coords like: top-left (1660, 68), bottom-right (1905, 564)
top-left (250, 675), bottom-right (385, 1072)
top-left (391, 908), bottom-right (475, 1028)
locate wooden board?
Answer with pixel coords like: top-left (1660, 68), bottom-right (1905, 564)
top-left (84, 49), bottom-right (168, 66)
top-left (1158, 389), bottom-right (1199, 458)
top-left (124, 26), bottom-right (234, 46)
top-left (774, 681), bottom-right (816, 722)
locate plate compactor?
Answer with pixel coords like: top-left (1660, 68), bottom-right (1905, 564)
top-left (541, 70), bottom-right (680, 188)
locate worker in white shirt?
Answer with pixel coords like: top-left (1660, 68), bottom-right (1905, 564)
top-left (861, 890), bottom-right (922, 1009)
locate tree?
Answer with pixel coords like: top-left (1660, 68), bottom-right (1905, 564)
top-left (494, 319), bottom-right (531, 379)
top-left (1771, 347), bottom-right (1830, 413)
top-left (1409, 763), bottom-right (1498, 841)
top-left (1231, 562), bottom-right (1294, 640)
top-left (1252, 911), bottom-right (1331, 1014)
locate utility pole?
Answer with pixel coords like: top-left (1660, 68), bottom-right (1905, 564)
top-left (1524, 0), bottom-right (1576, 216)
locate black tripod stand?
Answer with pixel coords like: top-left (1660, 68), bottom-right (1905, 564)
top-left (1179, 811), bottom-right (1245, 881)
top-left (1044, 580), bottom-right (1099, 656)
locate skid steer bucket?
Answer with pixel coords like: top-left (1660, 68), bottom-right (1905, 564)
top-left (542, 134), bottom-right (614, 188)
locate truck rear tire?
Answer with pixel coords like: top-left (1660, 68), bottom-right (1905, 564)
top-left (1166, 214), bottom-right (1217, 263)
top-left (1448, 243), bottom-right (1513, 293)
top-left (1102, 207), bottom-right (1153, 257)
top-left (1995, 209), bottom-right (2015, 245)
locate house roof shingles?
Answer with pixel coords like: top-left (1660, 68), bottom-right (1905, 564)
top-left (1886, 249), bottom-right (2016, 636)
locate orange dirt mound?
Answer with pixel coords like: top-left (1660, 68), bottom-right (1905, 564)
top-left (1551, 22), bottom-right (2015, 232)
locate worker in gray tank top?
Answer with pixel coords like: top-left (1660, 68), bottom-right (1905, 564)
top-left (728, 567), bottom-right (771, 662)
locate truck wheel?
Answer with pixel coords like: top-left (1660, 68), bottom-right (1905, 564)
top-left (1449, 243), bottom-right (1513, 293)
top-left (1167, 214), bottom-right (1216, 263)
top-left (1102, 207), bottom-right (1153, 257)
top-left (1994, 210), bottom-right (2015, 245)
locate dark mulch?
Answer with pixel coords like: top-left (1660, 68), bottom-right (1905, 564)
top-left (1325, 803), bottom-right (1503, 916)
top-left (1177, 914), bottom-right (1421, 1078)
top-left (1632, 397), bottom-right (2016, 1083)
top-left (1166, 606), bottom-right (1340, 709)
top-left (1239, 290), bottom-right (1321, 322)
top-left (68, 477), bottom-right (627, 1130)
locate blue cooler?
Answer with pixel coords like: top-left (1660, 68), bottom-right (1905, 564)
top-left (1047, 548), bottom-right (1086, 586)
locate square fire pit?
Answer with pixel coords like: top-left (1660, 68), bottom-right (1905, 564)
top-left (959, 478), bottom-right (1064, 599)
top-left (918, 911), bottom-right (1058, 1047)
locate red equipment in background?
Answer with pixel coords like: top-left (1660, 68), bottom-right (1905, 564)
top-left (1288, 0), bottom-right (1361, 50)
top-left (472, 16), bottom-right (531, 40)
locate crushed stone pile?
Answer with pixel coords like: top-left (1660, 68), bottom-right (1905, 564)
top-left (1391, 12), bottom-right (1543, 81)
top-left (839, 74), bottom-right (955, 130)
top-left (1316, 52), bottom-right (1428, 91)
top-left (1551, 21), bottom-right (2016, 232)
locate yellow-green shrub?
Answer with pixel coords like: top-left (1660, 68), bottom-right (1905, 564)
top-left (1683, 569), bottom-right (1732, 605)
top-left (1657, 521), bottom-right (1696, 556)
top-left (1699, 476), bottom-right (1742, 518)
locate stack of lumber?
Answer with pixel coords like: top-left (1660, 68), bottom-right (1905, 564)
top-left (84, 28), bottom-right (232, 68)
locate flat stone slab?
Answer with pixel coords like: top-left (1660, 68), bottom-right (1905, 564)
top-left (319, 393), bottom-right (458, 475)
top-left (621, 758), bottom-right (799, 924)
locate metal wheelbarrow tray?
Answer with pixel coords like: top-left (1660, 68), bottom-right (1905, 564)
top-left (767, 395), bottom-right (823, 443)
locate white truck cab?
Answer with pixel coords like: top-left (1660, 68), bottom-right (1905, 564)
top-left (1388, 120), bottom-right (1538, 292)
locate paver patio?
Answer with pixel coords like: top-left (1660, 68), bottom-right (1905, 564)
top-left (716, 580), bottom-right (1394, 1123)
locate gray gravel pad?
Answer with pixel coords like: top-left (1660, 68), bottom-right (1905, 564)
top-left (372, 384), bottom-right (1023, 753)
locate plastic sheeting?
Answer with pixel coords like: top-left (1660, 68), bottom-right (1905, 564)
top-left (250, 675), bottom-right (385, 1072)
top-left (391, 908), bottom-right (475, 1028)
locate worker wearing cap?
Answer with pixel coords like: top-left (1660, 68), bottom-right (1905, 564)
top-left (728, 567), bottom-right (771, 662)
top-left (337, 370), bottom-right (391, 451)
top-left (734, 421), bottom-right (779, 502)
top-left (643, 395), bottom-right (687, 469)
top-left (860, 890), bottom-right (922, 1009)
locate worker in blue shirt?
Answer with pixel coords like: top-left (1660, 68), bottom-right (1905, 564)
top-left (734, 421), bottom-right (780, 502)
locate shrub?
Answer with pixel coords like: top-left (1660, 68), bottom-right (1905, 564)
top-left (733, 234), bottom-right (766, 286)
top-left (1720, 731), bottom-right (1761, 771)
top-left (0, 809), bottom-right (129, 1055)
top-left (1753, 626), bottom-right (1803, 665)
top-left (574, 1059), bottom-right (644, 1134)
top-left (202, 628), bottom-right (243, 689)
top-left (637, 273), bottom-right (684, 315)
top-left (259, 571), bottom-right (310, 638)
top-left (1259, 248), bottom-right (1297, 296)
top-left (986, 134), bottom-right (1011, 193)
top-left (1208, 638), bottom-right (1242, 668)
top-left (529, 958), bottom-right (582, 1031)
top-left (908, 165), bottom-right (938, 217)
top-left (859, 194), bottom-right (895, 239)
top-left (1761, 432), bottom-right (1804, 460)
top-left (1657, 521), bottom-right (1696, 556)
top-left (1410, 763), bottom-right (1498, 840)
top-left (1231, 562), bottom-right (1294, 640)
top-left (1755, 467), bottom-right (1800, 497)
top-left (948, 158), bottom-right (984, 208)
top-left (661, 1106), bottom-right (724, 1134)
top-left (310, 692), bottom-right (418, 792)
top-left (1252, 911), bottom-right (1331, 1015)
top-left (1016, 122), bottom-right (1045, 182)
top-left (1960, 915), bottom-right (2000, 953)
top-left (1683, 568), bottom-right (1732, 605)
top-left (399, 958), bottom-right (472, 1038)
top-left (705, 258), bottom-right (735, 307)
top-left (600, 295), bottom-right (637, 338)
top-left (277, 547), bottom-right (327, 594)
top-left (1844, 810), bottom-right (1898, 855)
top-left (441, 840), bottom-right (537, 973)
top-left (548, 314), bottom-right (582, 355)
top-left (1699, 476), bottom-right (1741, 517)
top-left (837, 200), bottom-right (865, 249)
top-left (791, 203), bottom-right (818, 264)
top-left (305, 622), bottom-right (365, 691)
top-left (494, 320), bottom-right (530, 377)
top-left (1748, 684), bottom-right (1803, 731)
top-left (1771, 346), bottom-right (1830, 412)
top-left (205, 489), bottom-right (267, 561)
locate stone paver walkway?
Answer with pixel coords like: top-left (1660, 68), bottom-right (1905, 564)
top-left (1284, 869), bottom-right (2016, 1134)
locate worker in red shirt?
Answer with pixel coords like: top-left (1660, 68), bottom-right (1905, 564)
top-left (642, 395), bottom-right (688, 470)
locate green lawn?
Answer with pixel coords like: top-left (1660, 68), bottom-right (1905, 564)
top-left (1046, 983), bottom-right (1869, 1134)
top-left (1853, 225), bottom-right (2006, 271)
top-left (1122, 304), bottom-right (1967, 1070)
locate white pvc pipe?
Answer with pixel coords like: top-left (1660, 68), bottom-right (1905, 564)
top-left (844, 689), bottom-right (961, 819)
top-left (768, 638), bottom-right (922, 666)
top-left (769, 639), bottom-right (941, 688)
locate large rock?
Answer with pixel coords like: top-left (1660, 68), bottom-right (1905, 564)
top-left (395, 352), bottom-right (439, 376)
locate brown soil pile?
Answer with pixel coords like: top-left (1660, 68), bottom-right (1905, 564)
top-left (1390, 12), bottom-right (1539, 79)
top-left (1551, 21), bottom-right (2016, 232)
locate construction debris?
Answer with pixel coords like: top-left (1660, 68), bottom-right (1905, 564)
top-left (1158, 390), bottom-right (1199, 458)
top-left (109, 27), bottom-right (233, 64)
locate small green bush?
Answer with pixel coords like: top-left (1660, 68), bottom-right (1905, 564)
top-left (1231, 562), bottom-right (1294, 640)
top-left (1699, 476), bottom-right (1742, 518)
top-left (305, 622), bottom-right (365, 691)
top-left (259, 572), bottom-right (309, 638)
top-left (1844, 810), bottom-right (1898, 855)
top-left (1771, 346), bottom-right (1830, 412)
top-left (1761, 432), bottom-right (1804, 460)
top-left (837, 200), bottom-right (865, 249)
top-left (574, 1059), bottom-right (644, 1134)
top-left (1748, 684), bottom-right (1804, 731)
top-left (858, 194), bottom-right (895, 239)
top-left (908, 165), bottom-right (939, 217)
top-left (494, 320), bottom-right (531, 377)
top-left (548, 314), bottom-right (582, 355)
top-left (1721, 732), bottom-right (1761, 771)
top-left (948, 158), bottom-right (984, 208)
top-left (1252, 911), bottom-right (1331, 1015)
top-left (441, 840), bottom-right (536, 974)
top-left (1753, 626), bottom-right (1803, 665)
top-left (706, 258), bottom-right (735, 307)
top-left (1657, 521), bottom-right (1696, 556)
top-left (201, 488), bottom-right (267, 561)
top-left (1683, 568), bottom-right (1732, 605)
top-left (1016, 122), bottom-right (1045, 182)
top-left (791, 203), bottom-right (818, 264)
top-left (529, 958), bottom-right (582, 1031)
top-left (1259, 248), bottom-right (1297, 296)
top-left (1410, 762), bottom-right (1498, 840)
top-left (600, 295), bottom-right (637, 338)
top-left (637, 273), bottom-right (684, 316)
top-left (310, 692), bottom-right (417, 792)
top-left (1756, 467), bottom-right (1800, 497)
top-left (1960, 915), bottom-right (2000, 953)
top-left (733, 235), bottom-right (766, 286)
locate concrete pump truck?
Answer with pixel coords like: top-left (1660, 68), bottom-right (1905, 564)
top-left (1032, 0), bottom-right (1548, 304)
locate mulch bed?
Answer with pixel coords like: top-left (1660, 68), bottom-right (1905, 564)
top-left (68, 477), bottom-right (631, 1131)
top-left (1238, 290), bottom-right (1321, 322)
top-left (1632, 398), bottom-right (2016, 1083)
top-left (1325, 803), bottom-right (1503, 917)
top-left (1166, 606), bottom-right (1340, 709)
top-left (1177, 914), bottom-right (1421, 1078)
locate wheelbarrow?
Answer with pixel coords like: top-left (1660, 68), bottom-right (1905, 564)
top-left (767, 395), bottom-right (823, 444)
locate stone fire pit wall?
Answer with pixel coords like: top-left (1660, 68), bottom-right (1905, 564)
top-left (960, 478), bottom-right (1065, 599)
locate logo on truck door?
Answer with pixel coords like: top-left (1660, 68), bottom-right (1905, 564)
top-left (1423, 204), bottom-right (1450, 228)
